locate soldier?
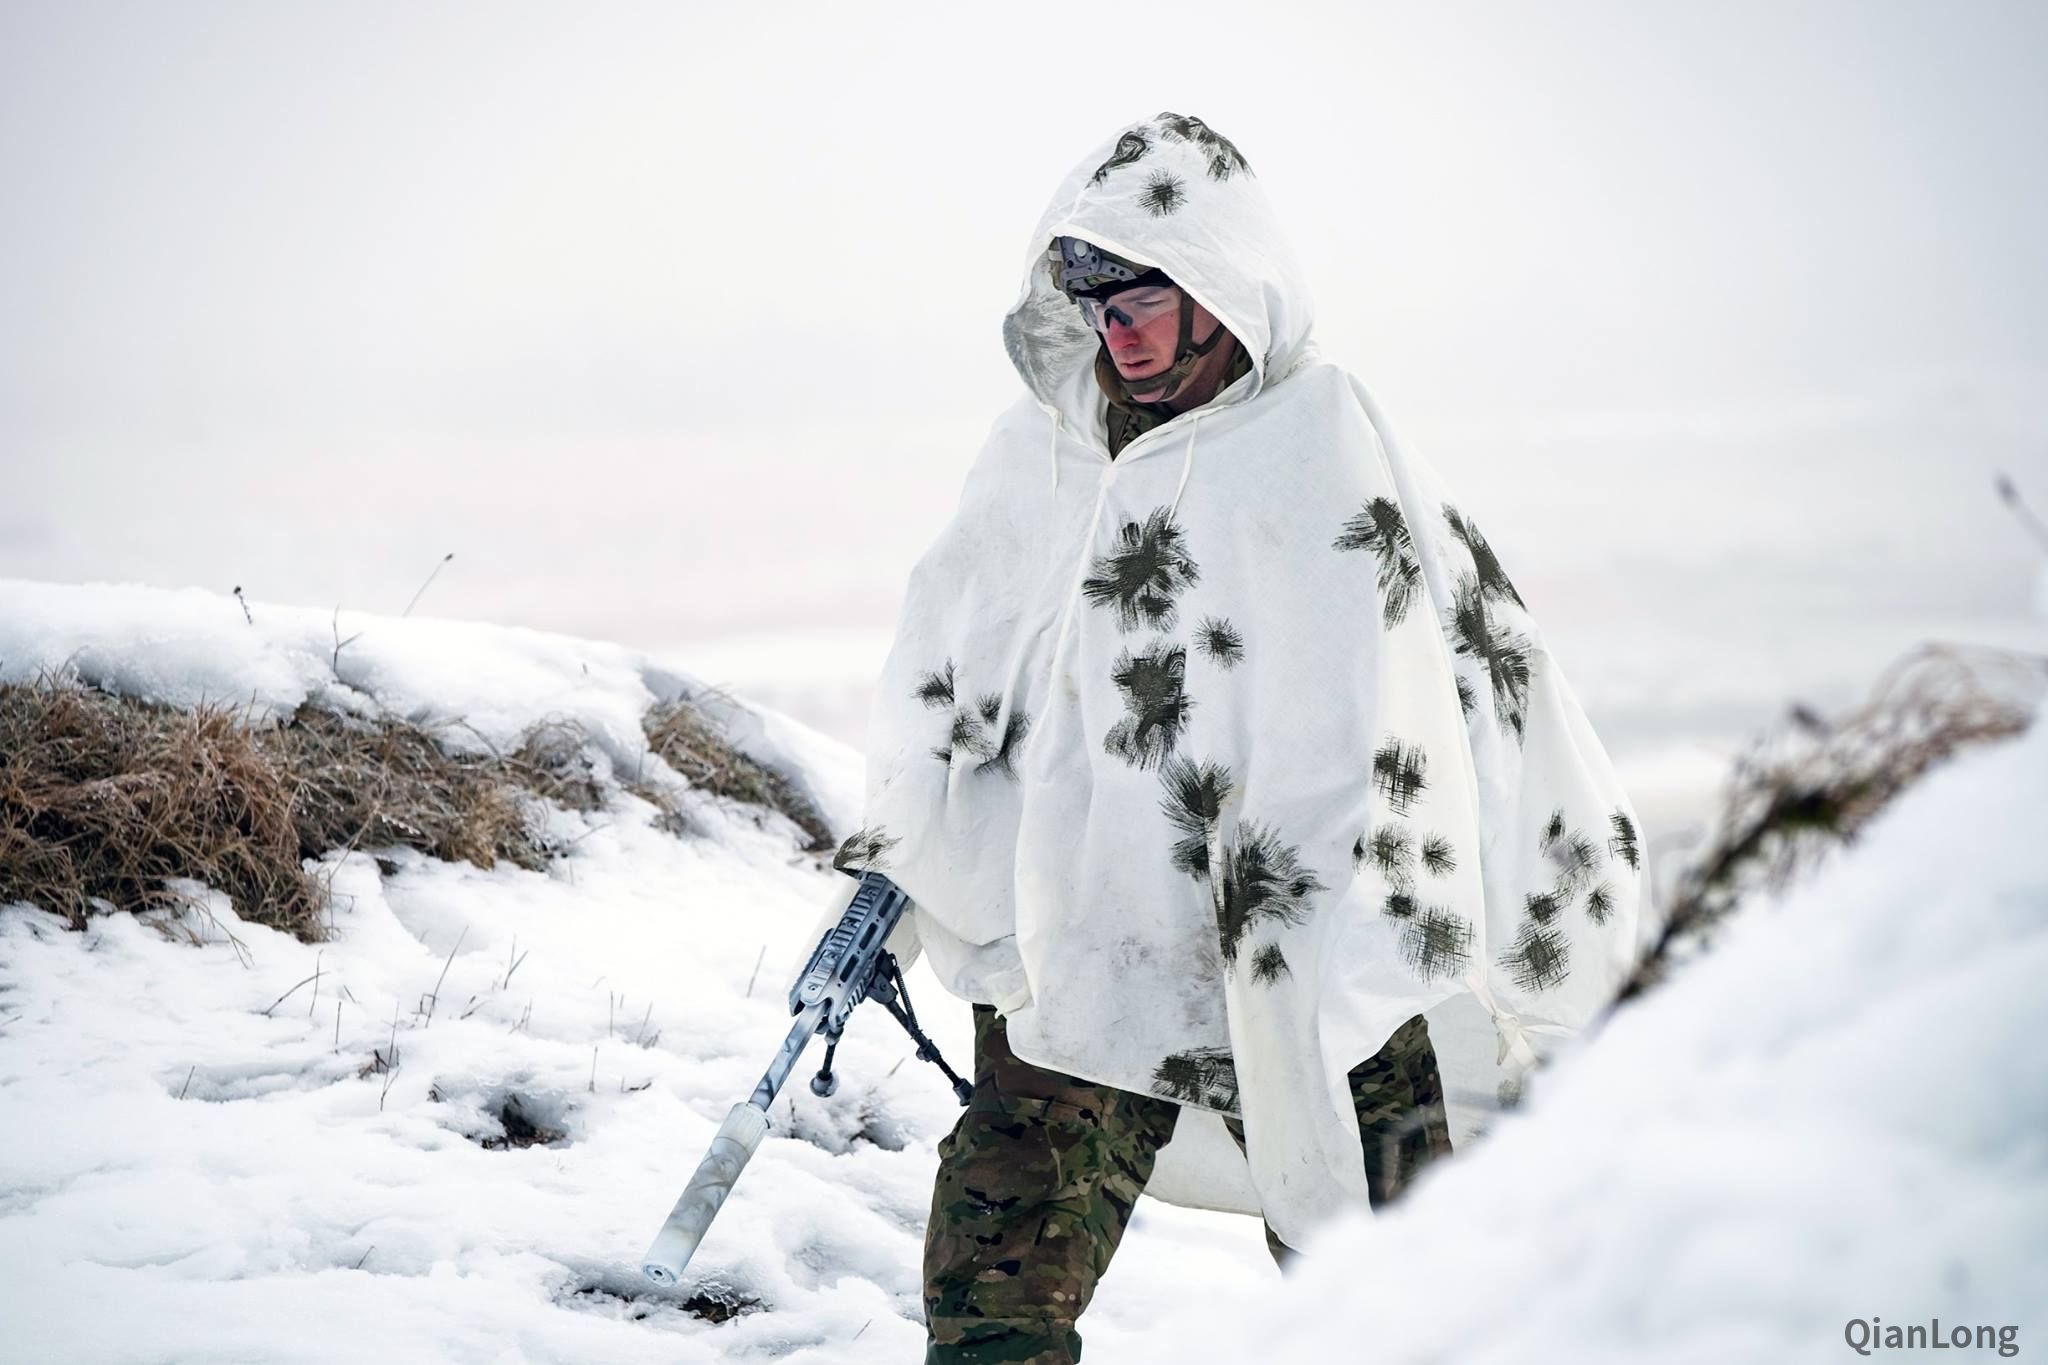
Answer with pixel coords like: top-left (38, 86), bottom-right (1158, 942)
top-left (845, 113), bottom-right (1648, 1364)
top-left (1053, 236), bottom-right (1250, 456)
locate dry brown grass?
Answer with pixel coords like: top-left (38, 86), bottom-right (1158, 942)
top-left (1615, 642), bottom-right (2046, 1004)
top-left (642, 698), bottom-right (834, 852)
top-left (0, 680), bottom-right (320, 935)
top-left (274, 706), bottom-right (598, 876)
top-left (1, 676), bottom-right (820, 942)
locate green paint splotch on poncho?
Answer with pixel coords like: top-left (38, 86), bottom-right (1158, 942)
top-left (853, 113), bottom-right (1648, 1247)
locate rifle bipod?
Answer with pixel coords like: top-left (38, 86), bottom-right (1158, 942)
top-left (643, 873), bottom-right (960, 1284)
top-left (807, 950), bottom-right (973, 1104)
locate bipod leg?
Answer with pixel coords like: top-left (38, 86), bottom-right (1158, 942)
top-left (808, 1024), bottom-right (843, 1097)
top-left (868, 953), bottom-right (973, 1104)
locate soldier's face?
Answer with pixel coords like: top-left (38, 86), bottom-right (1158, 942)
top-left (1101, 287), bottom-right (1224, 402)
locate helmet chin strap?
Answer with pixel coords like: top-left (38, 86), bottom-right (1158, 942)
top-left (1117, 293), bottom-right (1227, 406)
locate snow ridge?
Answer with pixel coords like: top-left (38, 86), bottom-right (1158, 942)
top-left (3, 578), bottom-right (2041, 1362)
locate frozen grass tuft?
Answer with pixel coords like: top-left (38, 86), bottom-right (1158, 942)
top-left (1618, 640), bottom-right (2045, 1003)
top-left (0, 675), bottom-right (824, 943)
top-left (0, 677), bottom-right (319, 936)
top-left (642, 697), bottom-right (834, 852)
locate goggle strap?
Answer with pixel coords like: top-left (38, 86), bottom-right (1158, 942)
top-left (1128, 297), bottom-right (1229, 405)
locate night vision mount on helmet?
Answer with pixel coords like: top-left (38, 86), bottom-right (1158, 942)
top-left (1051, 237), bottom-right (1155, 299)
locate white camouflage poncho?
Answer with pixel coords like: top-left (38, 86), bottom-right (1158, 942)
top-left (845, 113), bottom-right (1647, 1246)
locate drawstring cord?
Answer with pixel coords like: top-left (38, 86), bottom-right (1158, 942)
top-left (1167, 410), bottom-right (1204, 520)
top-left (1047, 412), bottom-right (1062, 495)
top-left (1046, 474), bottom-right (1112, 695)
top-left (1463, 972), bottom-right (1570, 1069)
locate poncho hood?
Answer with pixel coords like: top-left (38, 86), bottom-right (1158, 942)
top-left (852, 114), bottom-right (1648, 1246)
top-left (1002, 112), bottom-right (1316, 434)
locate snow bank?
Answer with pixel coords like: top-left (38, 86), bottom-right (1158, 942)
top-left (1167, 712), bottom-right (2048, 1363)
top-left (0, 578), bottom-right (861, 837)
top-left (6, 576), bottom-right (2039, 1362)
top-left (0, 579), bottom-right (1273, 1363)
top-left (0, 842), bottom-right (969, 1360)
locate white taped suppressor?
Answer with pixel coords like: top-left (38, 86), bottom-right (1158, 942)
top-left (640, 1102), bottom-right (771, 1285)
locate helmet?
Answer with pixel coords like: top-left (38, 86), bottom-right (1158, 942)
top-left (1048, 236), bottom-right (1228, 406)
top-left (1051, 237), bottom-right (1165, 299)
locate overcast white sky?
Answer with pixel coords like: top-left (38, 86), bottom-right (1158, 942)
top-left (3, 0), bottom-right (2044, 805)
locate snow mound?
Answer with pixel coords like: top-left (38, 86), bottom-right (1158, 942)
top-left (0, 578), bottom-right (860, 836)
top-left (9, 577), bottom-right (2036, 1361)
top-left (0, 580), bottom-right (1272, 1363)
top-left (1166, 713), bottom-right (2048, 1363)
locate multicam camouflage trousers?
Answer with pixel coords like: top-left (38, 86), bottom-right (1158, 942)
top-left (923, 1006), bottom-right (1454, 1365)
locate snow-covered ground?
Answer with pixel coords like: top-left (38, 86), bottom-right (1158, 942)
top-left (1171, 671), bottom-right (2048, 1363)
top-left (2, 577), bottom-right (2042, 1363)
top-left (0, 580), bottom-right (1275, 1363)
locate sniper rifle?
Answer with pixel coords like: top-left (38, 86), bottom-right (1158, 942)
top-left (639, 870), bottom-right (970, 1286)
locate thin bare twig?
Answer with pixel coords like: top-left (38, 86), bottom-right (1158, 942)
top-left (262, 970), bottom-right (324, 1017)
top-left (175, 888), bottom-right (254, 970)
top-left (423, 927), bottom-right (470, 1023)
top-left (1995, 472), bottom-right (2048, 552)
top-left (501, 937), bottom-right (528, 989)
top-left (633, 1002), bottom-right (653, 1048)
top-left (331, 607), bottom-right (364, 676)
top-left (402, 553), bottom-right (455, 617)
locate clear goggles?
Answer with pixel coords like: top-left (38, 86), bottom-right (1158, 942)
top-left (1076, 285), bottom-right (1182, 335)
